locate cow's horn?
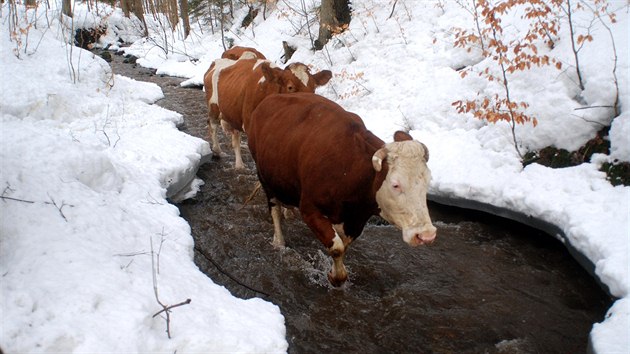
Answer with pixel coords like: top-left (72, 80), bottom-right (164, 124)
top-left (372, 148), bottom-right (388, 172)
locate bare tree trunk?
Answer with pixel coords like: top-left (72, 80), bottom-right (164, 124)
top-left (180, 0), bottom-right (191, 37)
top-left (219, 0), bottom-right (227, 51)
top-left (61, 0), bottom-right (72, 17)
top-left (133, 0), bottom-right (149, 36)
top-left (169, 0), bottom-right (179, 28)
top-left (315, 0), bottom-right (335, 49)
top-left (121, 0), bottom-right (131, 17)
top-left (147, 0), bottom-right (157, 20)
top-left (208, 0), bottom-right (215, 34)
top-left (315, 0), bottom-right (351, 50)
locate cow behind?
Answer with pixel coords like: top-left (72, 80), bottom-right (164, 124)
top-left (203, 59), bottom-right (332, 169)
top-left (221, 46), bottom-right (266, 60)
top-left (247, 93), bottom-right (436, 286)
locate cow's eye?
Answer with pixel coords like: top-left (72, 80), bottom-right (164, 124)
top-left (287, 84), bottom-right (296, 92)
top-left (392, 182), bottom-right (402, 192)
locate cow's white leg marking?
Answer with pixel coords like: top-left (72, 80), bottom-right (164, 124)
top-left (271, 201), bottom-right (285, 248)
top-left (332, 223), bottom-right (353, 247)
top-left (232, 130), bottom-right (245, 169)
top-left (328, 227), bottom-right (348, 285)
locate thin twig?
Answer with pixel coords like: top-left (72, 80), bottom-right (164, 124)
top-left (239, 182), bottom-right (262, 211)
top-left (2, 185), bottom-right (71, 221)
top-left (388, 0), bottom-right (398, 19)
top-left (152, 299), bottom-right (192, 318)
top-left (113, 251), bottom-right (150, 257)
top-left (194, 245), bottom-right (270, 298)
top-left (570, 114), bottom-right (607, 127)
top-left (574, 105), bottom-right (613, 111)
top-left (151, 238), bottom-right (191, 339)
top-left (46, 193), bottom-right (71, 222)
top-left (0, 195), bottom-right (35, 204)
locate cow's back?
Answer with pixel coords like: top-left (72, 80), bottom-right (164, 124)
top-left (215, 59), bottom-right (265, 131)
top-left (221, 46), bottom-right (266, 60)
top-left (248, 93), bottom-right (384, 214)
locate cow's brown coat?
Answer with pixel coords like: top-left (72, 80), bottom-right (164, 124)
top-left (203, 58), bottom-right (332, 169)
top-left (247, 93), bottom-right (436, 286)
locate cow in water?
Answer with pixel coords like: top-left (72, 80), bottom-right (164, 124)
top-left (203, 56), bottom-right (332, 169)
top-left (247, 92), bottom-right (437, 286)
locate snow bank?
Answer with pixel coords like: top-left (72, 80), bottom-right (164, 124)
top-left (0, 2), bottom-right (287, 352)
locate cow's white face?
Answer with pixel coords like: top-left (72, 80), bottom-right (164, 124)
top-left (373, 135), bottom-right (436, 246)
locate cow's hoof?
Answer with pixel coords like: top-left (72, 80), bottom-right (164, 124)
top-left (327, 271), bottom-right (347, 287)
top-left (271, 241), bottom-right (285, 250)
top-left (211, 151), bottom-right (227, 159)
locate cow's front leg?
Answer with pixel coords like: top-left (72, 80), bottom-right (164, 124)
top-left (300, 205), bottom-right (349, 286)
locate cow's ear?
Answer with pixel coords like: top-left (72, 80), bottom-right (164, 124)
top-left (394, 131), bottom-right (413, 142)
top-left (261, 62), bottom-right (281, 83)
top-left (372, 148), bottom-right (388, 172)
top-left (421, 142), bottom-right (429, 162)
top-left (312, 70), bottom-right (332, 86)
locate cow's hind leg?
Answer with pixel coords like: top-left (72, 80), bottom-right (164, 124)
top-left (221, 120), bottom-right (245, 169)
top-left (207, 106), bottom-right (224, 156)
top-left (231, 130), bottom-right (246, 169)
top-left (270, 198), bottom-right (285, 248)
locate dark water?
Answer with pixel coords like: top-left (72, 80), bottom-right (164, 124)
top-left (109, 53), bottom-right (611, 354)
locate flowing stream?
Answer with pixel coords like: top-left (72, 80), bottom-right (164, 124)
top-left (110, 53), bottom-right (611, 353)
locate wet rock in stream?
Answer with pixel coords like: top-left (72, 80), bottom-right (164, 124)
top-left (109, 53), bottom-right (611, 354)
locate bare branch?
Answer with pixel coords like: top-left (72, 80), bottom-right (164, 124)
top-left (574, 105), bottom-right (614, 111)
top-left (388, 0), bottom-right (398, 19)
top-left (150, 237), bottom-right (191, 339)
top-left (0, 195), bottom-right (36, 204)
top-left (45, 193), bottom-right (72, 222)
top-left (152, 299), bottom-right (192, 318)
top-left (194, 245), bottom-right (270, 298)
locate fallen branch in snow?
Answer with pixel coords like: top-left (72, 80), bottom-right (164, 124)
top-left (1, 184), bottom-right (32, 203)
top-left (152, 299), bottom-right (192, 318)
top-left (0, 195), bottom-right (35, 204)
top-left (388, 0), bottom-right (398, 19)
top-left (1, 184), bottom-right (72, 221)
top-left (574, 105), bottom-right (614, 111)
top-left (571, 114), bottom-right (608, 127)
top-left (194, 245), bottom-right (270, 298)
top-left (151, 237), bottom-right (191, 339)
top-left (47, 193), bottom-right (72, 222)
top-left (96, 106), bottom-right (121, 148)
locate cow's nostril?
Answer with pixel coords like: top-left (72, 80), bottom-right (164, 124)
top-left (416, 230), bottom-right (436, 244)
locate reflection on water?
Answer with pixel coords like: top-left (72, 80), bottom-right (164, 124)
top-left (110, 53), bottom-right (611, 354)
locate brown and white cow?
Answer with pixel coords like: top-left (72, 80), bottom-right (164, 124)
top-left (203, 58), bottom-right (332, 169)
top-left (221, 46), bottom-right (267, 60)
top-left (247, 92), bottom-right (437, 286)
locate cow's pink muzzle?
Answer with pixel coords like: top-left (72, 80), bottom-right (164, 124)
top-left (404, 226), bottom-right (437, 247)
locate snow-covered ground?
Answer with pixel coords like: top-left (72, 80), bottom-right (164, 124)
top-left (1, 0), bottom-right (628, 353)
